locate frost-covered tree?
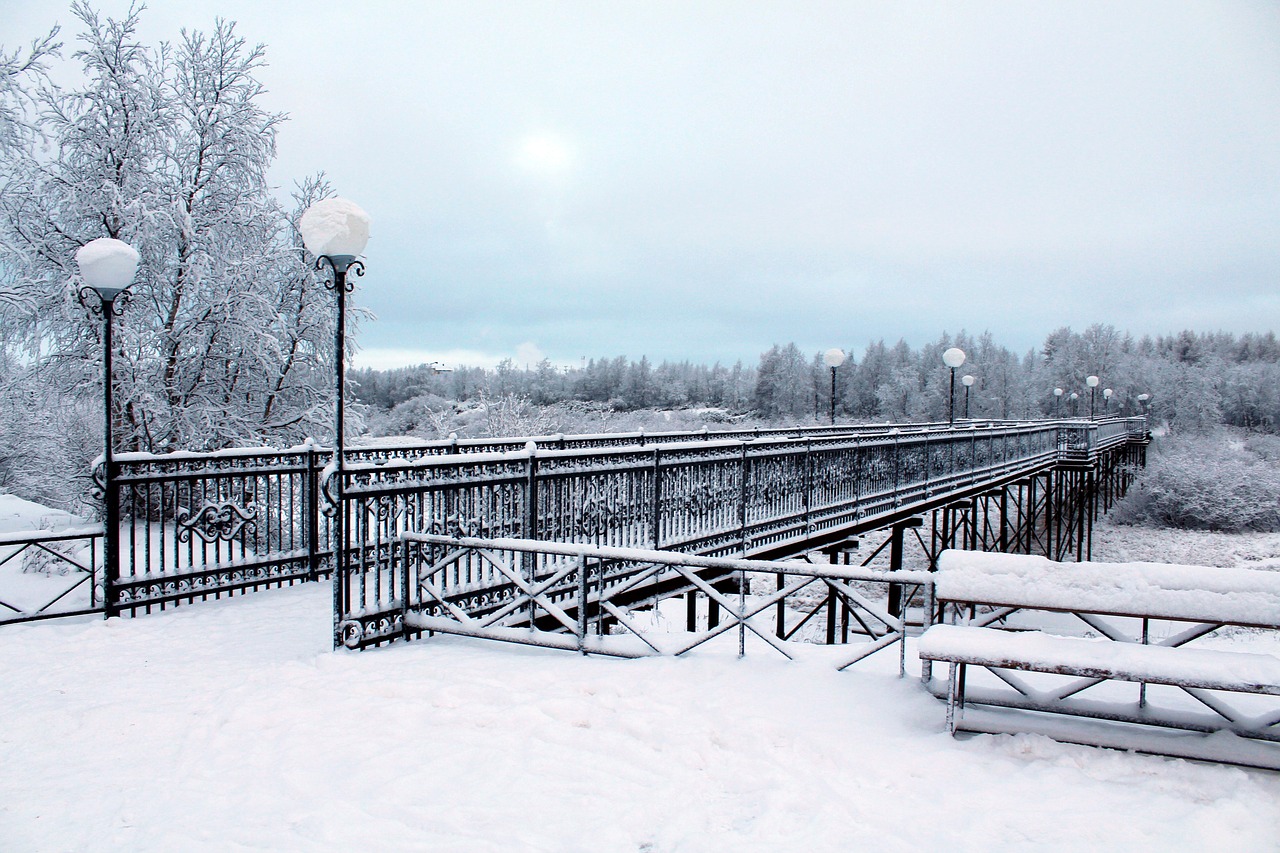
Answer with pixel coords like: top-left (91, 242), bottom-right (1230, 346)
top-left (0, 5), bottom-right (339, 461)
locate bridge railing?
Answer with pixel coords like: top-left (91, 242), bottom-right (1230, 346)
top-left (369, 533), bottom-right (933, 668)
top-left (2, 416), bottom-right (1144, 627)
top-left (334, 420), bottom-right (1118, 646)
top-left (0, 526), bottom-right (104, 624)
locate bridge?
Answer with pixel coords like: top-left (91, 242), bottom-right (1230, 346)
top-left (3, 417), bottom-right (1149, 659)
top-left (332, 417), bottom-right (1148, 650)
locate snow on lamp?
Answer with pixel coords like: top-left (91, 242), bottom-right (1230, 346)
top-left (299, 198), bottom-right (370, 270)
top-left (76, 238), bottom-right (139, 300)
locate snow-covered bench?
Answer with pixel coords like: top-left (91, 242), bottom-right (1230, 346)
top-left (917, 550), bottom-right (1280, 770)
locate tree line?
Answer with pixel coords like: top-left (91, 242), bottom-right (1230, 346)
top-left (354, 325), bottom-right (1280, 438)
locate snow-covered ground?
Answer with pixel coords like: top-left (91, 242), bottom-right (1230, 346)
top-left (2, 523), bottom-right (1279, 851)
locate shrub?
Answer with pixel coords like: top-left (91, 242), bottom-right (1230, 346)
top-left (1114, 431), bottom-right (1280, 531)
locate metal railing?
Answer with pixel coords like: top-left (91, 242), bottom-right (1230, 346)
top-left (385, 534), bottom-right (933, 669)
top-left (0, 416), bottom-right (1146, 627)
top-left (333, 418), bottom-right (1146, 647)
top-left (0, 526), bottom-right (104, 624)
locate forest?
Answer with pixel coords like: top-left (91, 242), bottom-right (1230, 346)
top-left (353, 325), bottom-right (1280, 440)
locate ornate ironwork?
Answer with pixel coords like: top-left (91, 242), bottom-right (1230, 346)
top-left (176, 495), bottom-right (258, 543)
top-left (76, 285), bottom-right (132, 318)
top-left (316, 255), bottom-right (365, 292)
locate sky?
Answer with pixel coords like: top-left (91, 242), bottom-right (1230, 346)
top-left (6, 1), bottom-right (1280, 370)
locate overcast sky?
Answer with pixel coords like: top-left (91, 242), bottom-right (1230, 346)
top-left (9, 1), bottom-right (1280, 369)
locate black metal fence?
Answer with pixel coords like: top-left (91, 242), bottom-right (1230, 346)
top-left (101, 442), bottom-right (332, 616)
top-left (0, 416), bottom-right (1147, 630)
top-left (0, 526), bottom-right (103, 624)
top-left (334, 418), bottom-right (1148, 648)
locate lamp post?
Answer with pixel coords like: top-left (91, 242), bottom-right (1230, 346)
top-left (942, 347), bottom-right (966, 426)
top-left (299, 198), bottom-right (370, 648)
top-left (1137, 392), bottom-right (1150, 415)
top-left (823, 348), bottom-right (846, 425)
top-left (1103, 387), bottom-right (1113, 417)
top-left (75, 237), bottom-right (140, 619)
top-left (1053, 387), bottom-right (1064, 417)
top-left (1070, 392), bottom-right (1079, 417)
top-left (961, 374), bottom-right (975, 419)
top-left (1086, 374), bottom-right (1099, 420)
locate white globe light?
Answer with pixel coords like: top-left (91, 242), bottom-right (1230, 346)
top-left (75, 238), bottom-right (139, 295)
top-left (942, 347), bottom-right (966, 368)
top-left (298, 198), bottom-right (371, 258)
top-left (823, 348), bottom-right (846, 368)
top-left (1138, 393), bottom-right (1150, 401)
top-left (1053, 387), bottom-right (1063, 396)
top-left (1104, 388), bottom-right (1113, 398)
top-left (961, 374), bottom-right (975, 387)
top-left (1086, 375), bottom-right (1099, 388)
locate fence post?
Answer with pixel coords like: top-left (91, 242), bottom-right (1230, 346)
top-left (524, 442), bottom-right (539, 626)
top-left (651, 448), bottom-right (662, 549)
top-left (306, 441), bottom-right (320, 582)
top-left (738, 441), bottom-right (749, 555)
top-left (577, 554), bottom-right (588, 653)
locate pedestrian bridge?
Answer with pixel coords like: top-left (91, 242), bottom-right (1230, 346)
top-left (331, 417), bottom-right (1148, 649)
top-left (2, 417), bottom-right (1149, 657)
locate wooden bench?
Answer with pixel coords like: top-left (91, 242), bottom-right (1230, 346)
top-left (917, 550), bottom-right (1280, 770)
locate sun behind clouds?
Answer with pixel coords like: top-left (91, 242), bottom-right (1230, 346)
top-left (514, 131), bottom-right (573, 175)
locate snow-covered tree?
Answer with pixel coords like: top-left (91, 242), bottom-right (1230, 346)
top-left (0, 6), bottom-right (340, 459)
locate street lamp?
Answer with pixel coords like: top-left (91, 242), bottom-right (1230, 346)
top-left (823, 348), bottom-right (846, 426)
top-left (942, 347), bottom-right (966, 426)
top-left (1103, 387), bottom-right (1113, 417)
top-left (961, 374), bottom-right (975, 419)
top-left (1086, 375), bottom-right (1100, 420)
top-left (75, 237), bottom-right (140, 619)
top-left (1070, 391), bottom-right (1079, 417)
top-left (1053, 387), bottom-right (1064, 417)
top-left (299, 198), bottom-right (370, 646)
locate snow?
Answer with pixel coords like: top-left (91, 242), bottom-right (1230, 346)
top-left (935, 550), bottom-right (1280, 627)
top-left (3, 583), bottom-right (1280, 850)
top-left (0, 494), bottom-right (86, 535)
top-left (4, 512), bottom-right (1280, 848)
top-left (919, 624), bottom-right (1280, 692)
top-left (74, 237), bottom-right (139, 290)
top-left (298, 197), bottom-right (371, 258)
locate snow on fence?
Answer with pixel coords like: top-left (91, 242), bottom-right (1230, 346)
top-left (1, 416), bottom-right (1147, 628)
top-left (361, 533), bottom-right (934, 670)
top-left (334, 419), bottom-right (1145, 648)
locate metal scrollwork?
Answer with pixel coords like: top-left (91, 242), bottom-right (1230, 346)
top-left (176, 495), bottom-right (257, 543)
top-left (316, 256), bottom-right (365, 292)
top-left (576, 486), bottom-right (620, 537)
top-left (320, 465), bottom-right (341, 518)
top-left (76, 285), bottom-right (132, 318)
top-left (429, 512), bottom-right (483, 539)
